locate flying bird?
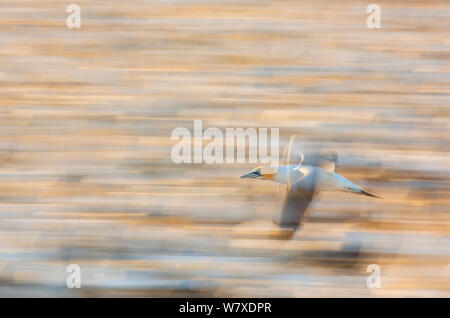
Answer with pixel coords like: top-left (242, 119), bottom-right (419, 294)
top-left (240, 136), bottom-right (380, 237)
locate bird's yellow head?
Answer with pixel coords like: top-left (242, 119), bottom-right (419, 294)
top-left (239, 166), bottom-right (279, 180)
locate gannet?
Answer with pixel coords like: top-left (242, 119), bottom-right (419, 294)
top-left (240, 142), bottom-right (380, 234)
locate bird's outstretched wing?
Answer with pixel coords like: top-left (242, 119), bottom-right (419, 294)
top-left (302, 151), bottom-right (337, 172)
top-left (281, 135), bottom-right (337, 171)
top-left (272, 186), bottom-right (314, 232)
top-left (281, 135), bottom-right (305, 166)
top-left (273, 135), bottom-right (313, 237)
top-left (272, 135), bottom-right (338, 239)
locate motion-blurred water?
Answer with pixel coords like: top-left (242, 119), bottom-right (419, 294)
top-left (0, 0), bottom-right (449, 297)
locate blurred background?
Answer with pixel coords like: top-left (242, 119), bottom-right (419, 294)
top-left (0, 0), bottom-right (449, 297)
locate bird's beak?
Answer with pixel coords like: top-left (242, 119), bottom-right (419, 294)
top-left (359, 189), bottom-right (382, 199)
top-left (239, 172), bottom-right (258, 179)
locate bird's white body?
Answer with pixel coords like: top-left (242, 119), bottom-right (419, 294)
top-left (246, 164), bottom-right (368, 195)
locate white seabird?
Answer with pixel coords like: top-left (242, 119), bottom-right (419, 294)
top-left (240, 137), bottom-right (380, 235)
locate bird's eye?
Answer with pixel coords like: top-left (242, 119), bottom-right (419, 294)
top-left (253, 170), bottom-right (261, 176)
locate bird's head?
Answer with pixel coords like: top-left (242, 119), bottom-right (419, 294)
top-left (239, 166), bottom-right (279, 180)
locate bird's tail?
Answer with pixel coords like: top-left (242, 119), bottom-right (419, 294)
top-left (359, 189), bottom-right (382, 199)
